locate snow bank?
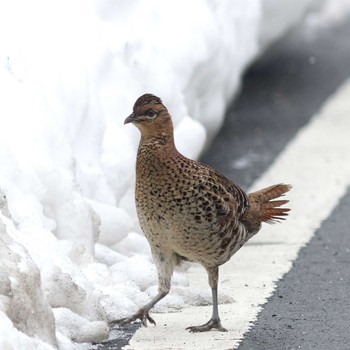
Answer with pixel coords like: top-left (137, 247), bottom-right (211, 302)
top-left (0, 0), bottom-right (340, 348)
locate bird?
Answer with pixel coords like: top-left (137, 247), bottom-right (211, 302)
top-left (112, 93), bottom-right (291, 332)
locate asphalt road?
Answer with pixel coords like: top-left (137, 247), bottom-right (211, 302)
top-left (237, 184), bottom-right (350, 350)
top-left (202, 12), bottom-right (350, 189)
top-left (96, 12), bottom-right (350, 350)
top-left (203, 13), bottom-right (350, 350)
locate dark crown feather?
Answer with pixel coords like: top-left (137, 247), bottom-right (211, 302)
top-left (134, 93), bottom-right (163, 109)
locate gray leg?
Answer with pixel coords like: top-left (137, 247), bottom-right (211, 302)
top-left (110, 250), bottom-right (174, 327)
top-left (186, 266), bottom-right (228, 332)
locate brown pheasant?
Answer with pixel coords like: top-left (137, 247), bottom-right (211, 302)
top-left (112, 93), bottom-right (291, 332)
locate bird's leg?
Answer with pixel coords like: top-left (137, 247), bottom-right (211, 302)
top-left (186, 266), bottom-right (228, 332)
top-left (110, 289), bottom-right (168, 327)
top-left (110, 250), bottom-right (174, 328)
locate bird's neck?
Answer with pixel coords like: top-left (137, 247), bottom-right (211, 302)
top-left (138, 116), bottom-right (177, 154)
top-left (140, 130), bottom-right (174, 147)
top-left (138, 131), bottom-right (177, 160)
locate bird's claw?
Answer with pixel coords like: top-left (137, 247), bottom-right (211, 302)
top-left (186, 318), bottom-right (228, 333)
top-left (109, 308), bottom-right (156, 328)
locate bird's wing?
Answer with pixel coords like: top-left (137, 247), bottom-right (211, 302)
top-left (190, 161), bottom-right (249, 231)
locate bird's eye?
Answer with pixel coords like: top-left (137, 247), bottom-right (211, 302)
top-left (145, 109), bottom-right (157, 118)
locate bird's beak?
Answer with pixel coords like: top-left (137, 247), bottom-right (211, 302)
top-left (124, 113), bottom-right (134, 125)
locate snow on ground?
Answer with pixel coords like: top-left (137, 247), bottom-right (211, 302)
top-left (0, 0), bottom-right (344, 348)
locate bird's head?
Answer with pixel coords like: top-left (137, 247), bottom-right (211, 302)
top-left (124, 94), bottom-right (173, 139)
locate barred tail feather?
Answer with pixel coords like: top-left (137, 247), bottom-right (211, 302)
top-left (257, 184), bottom-right (292, 223)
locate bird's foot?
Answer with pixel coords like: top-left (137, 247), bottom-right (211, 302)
top-left (186, 318), bottom-right (227, 333)
top-left (109, 308), bottom-right (156, 328)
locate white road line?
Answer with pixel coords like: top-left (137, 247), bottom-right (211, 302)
top-left (124, 78), bottom-right (350, 350)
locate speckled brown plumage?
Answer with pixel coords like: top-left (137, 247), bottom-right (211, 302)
top-left (111, 93), bottom-right (292, 332)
